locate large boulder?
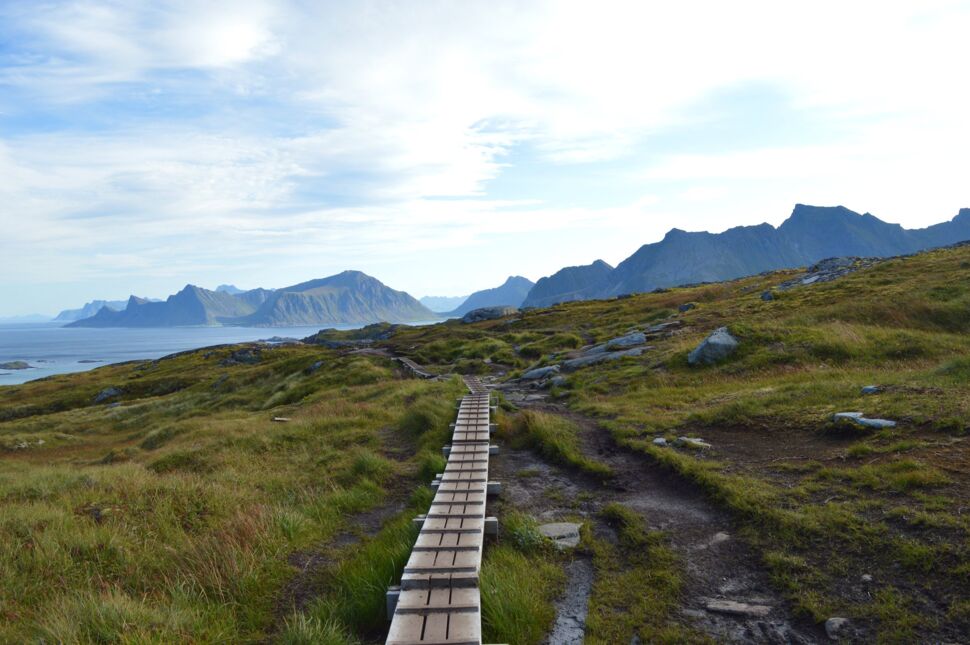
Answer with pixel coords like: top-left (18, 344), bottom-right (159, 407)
top-left (461, 306), bottom-right (518, 323)
top-left (688, 327), bottom-right (738, 366)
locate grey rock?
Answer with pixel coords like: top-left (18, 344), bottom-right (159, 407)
top-left (761, 290), bottom-right (775, 301)
top-left (674, 436), bottom-right (712, 449)
top-left (825, 617), bottom-right (850, 640)
top-left (652, 437), bottom-right (668, 447)
top-left (305, 360), bottom-right (325, 374)
top-left (605, 331), bottom-right (646, 350)
top-left (833, 411), bottom-right (865, 420)
top-left (861, 385), bottom-right (881, 394)
top-left (0, 361), bottom-right (31, 370)
top-left (861, 574), bottom-right (873, 583)
top-left (703, 598), bottom-right (772, 618)
top-left (221, 348), bottom-right (260, 366)
top-left (811, 257), bottom-right (856, 273)
top-left (94, 387), bottom-right (123, 403)
top-left (585, 331), bottom-right (646, 354)
top-left (645, 321), bottom-right (682, 335)
top-left (549, 375), bottom-right (568, 388)
top-left (461, 306), bottom-right (518, 323)
top-left (687, 327), bottom-right (739, 366)
top-left (678, 302), bottom-right (696, 312)
top-left (832, 412), bottom-right (896, 429)
top-left (521, 365), bottom-right (561, 380)
top-left (562, 347), bottom-right (645, 371)
top-left (538, 522), bottom-right (582, 549)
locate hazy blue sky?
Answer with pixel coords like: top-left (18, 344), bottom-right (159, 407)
top-left (1, 1), bottom-right (968, 315)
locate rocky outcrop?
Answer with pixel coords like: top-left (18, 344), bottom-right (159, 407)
top-left (0, 361), bottom-right (31, 370)
top-left (562, 346), bottom-right (646, 371)
top-left (461, 306), bottom-right (518, 323)
top-left (688, 327), bottom-right (739, 366)
top-left (521, 365), bottom-right (561, 380)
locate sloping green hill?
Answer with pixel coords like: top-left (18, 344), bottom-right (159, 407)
top-left (383, 242), bottom-right (970, 642)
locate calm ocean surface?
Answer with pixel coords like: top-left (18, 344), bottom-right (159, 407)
top-left (0, 322), bottom-right (419, 386)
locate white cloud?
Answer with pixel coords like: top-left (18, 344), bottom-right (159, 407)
top-left (0, 0), bottom-right (968, 313)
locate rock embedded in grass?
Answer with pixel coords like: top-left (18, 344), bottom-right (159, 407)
top-left (461, 305), bottom-right (518, 323)
top-left (538, 522), bottom-right (582, 549)
top-left (825, 617), bottom-right (851, 640)
top-left (861, 385), bottom-right (881, 394)
top-left (703, 598), bottom-right (772, 618)
top-left (761, 290), bottom-right (775, 301)
top-left (521, 365), bottom-right (561, 380)
top-left (687, 327), bottom-right (739, 366)
top-left (832, 412), bottom-right (897, 429)
top-left (679, 302), bottom-right (696, 312)
top-left (562, 347), bottom-right (646, 371)
top-left (93, 387), bottom-right (123, 403)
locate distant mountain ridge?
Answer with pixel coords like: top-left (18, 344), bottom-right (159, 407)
top-left (446, 276), bottom-right (535, 317)
top-left (68, 271), bottom-right (434, 328)
top-left (54, 299), bottom-right (132, 322)
top-left (522, 260), bottom-right (613, 308)
top-left (420, 295), bottom-right (468, 313)
top-left (523, 205), bottom-right (970, 306)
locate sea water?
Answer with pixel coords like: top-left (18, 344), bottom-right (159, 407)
top-left (0, 322), bottom-right (410, 386)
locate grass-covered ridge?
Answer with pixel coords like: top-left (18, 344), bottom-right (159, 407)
top-left (3, 244), bottom-right (970, 642)
top-left (384, 244), bottom-right (970, 641)
top-left (0, 344), bottom-right (464, 642)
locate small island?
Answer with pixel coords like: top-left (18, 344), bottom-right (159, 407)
top-left (0, 361), bottom-right (32, 370)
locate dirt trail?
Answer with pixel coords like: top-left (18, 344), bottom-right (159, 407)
top-left (492, 386), bottom-right (826, 644)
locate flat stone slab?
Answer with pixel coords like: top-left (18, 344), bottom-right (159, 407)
top-left (539, 522), bottom-right (582, 549)
top-left (703, 598), bottom-right (772, 618)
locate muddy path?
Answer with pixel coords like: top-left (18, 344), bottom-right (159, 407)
top-left (491, 385), bottom-right (827, 644)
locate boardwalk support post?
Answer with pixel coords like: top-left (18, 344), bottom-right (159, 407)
top-left (487, 481), bottom-right (502, 496)
top-left (485, 517), bottom-right (499, 536)
top-left (386, 586), bottom-right (401, 619)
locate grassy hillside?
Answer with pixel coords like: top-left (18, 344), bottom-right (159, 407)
top-left (2, 244), bottom-right (969, 643)
top-left (383, 243), bottom-right (970, 642)
top-left (0, 345), bottom-right (471, 642)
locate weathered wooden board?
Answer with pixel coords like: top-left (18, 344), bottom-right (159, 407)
top-left (387, 376), bottom-right (493, 645)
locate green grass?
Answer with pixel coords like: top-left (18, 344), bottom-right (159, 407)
top-left (480, 513), bottom-right (566, 644)
top-left (497, 409), bottom-right (613, 478)
top-left (5, 243), bottom-right (970, 642)
top-left (584, 503), bottom-right (709, 644)
top-left (382, 244), bottom-right (970, 640)
top-left (0, 344), bottom-right (465, 642)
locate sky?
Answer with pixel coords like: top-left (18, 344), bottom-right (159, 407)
top-left (1, 0), bottom-right (969, 316)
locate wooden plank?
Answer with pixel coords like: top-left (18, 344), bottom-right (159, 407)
top-left (387, 379), bottom-right (490, 645)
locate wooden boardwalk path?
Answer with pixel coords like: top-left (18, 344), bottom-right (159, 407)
top-left (395, 357), bottom-right (436, 379)
top-left (386, 375), bottom-right (497, 645)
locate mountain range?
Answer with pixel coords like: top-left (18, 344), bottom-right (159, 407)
top-left (54, 299), bottom-right (137, 322)
top-left (522, 205), bottom-right (970, 307)
top-left (446, 276), bottom-right (534, 317)
top-left (67, 272), bottom-right (433, 328)
top-left (419, 295), bottom-right (468, 312)
top-left (54, 204), bottom-right (970, 328)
